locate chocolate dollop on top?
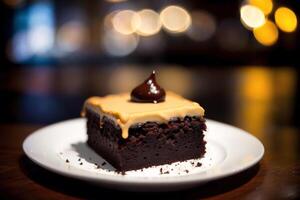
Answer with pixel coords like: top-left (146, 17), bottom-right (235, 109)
top-left (130, 71), bottom-right (166, 103)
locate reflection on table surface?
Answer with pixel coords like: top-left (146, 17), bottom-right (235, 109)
top-left (1, 65), bottom-right (298, 126)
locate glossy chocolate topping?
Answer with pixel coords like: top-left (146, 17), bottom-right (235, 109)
top-left (130, 71), bottom-right (166, 103)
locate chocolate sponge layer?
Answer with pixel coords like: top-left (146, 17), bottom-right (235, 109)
top-left (86, 108), bottom-right (206, 171)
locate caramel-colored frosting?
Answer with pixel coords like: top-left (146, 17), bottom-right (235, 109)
top-left (82, 91), bottom-right (205, 139)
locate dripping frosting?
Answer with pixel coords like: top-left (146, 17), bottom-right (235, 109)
top-left (82, 92), bottom-right (204, 139)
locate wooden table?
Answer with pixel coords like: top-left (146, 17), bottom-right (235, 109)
top-left (0, 123), bottom-right (299, 200)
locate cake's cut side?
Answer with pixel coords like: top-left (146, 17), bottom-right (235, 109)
top-left (86, 108), bottom-right (206, 171)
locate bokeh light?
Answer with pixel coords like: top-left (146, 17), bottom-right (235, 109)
top-left (248, 0), bottom-right (273, 15)
top-left (103, 30), bottom-right (139, 56)
top-left (10, 31), bottom-right (31, 62)
top-left (275, 7), bottom-right (297, 33)
top-left (160, 5), bottom-right (191, 33)
top-left (57, 21), bottom-right (88, 53)
top-left (187, 11), bottom-right (216, 41)
top-left (112, 10), bottom-right (140, 35)
top-left (26, 1), bottom-right (54, 55)
top-left (28, 25), bottom-right (54, 54)
top-left (240, 5), bottom-right (265, 29)
top-left (104, 10), bottom-right (120, 31)
top-left (136, 9), bottom-right (162, 36)
top-left (253, 20), bottom-right (278, 46)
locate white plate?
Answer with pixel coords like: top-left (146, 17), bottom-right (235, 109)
top-left (23, 118), bottom-right (264, 191)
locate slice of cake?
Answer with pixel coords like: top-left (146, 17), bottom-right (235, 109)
top-left (82, 71), bottom-right (206, 171)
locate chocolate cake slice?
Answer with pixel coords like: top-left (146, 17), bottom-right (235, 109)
top-left (82, 71), bottom-right (206, 171)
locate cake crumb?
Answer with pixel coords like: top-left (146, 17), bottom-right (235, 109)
top-left (65, 159), bottom-right (69, 163)
top-left (78, 158), bottom-right (81, 161)
top-left (163, 171), bottom-right (170, 174)
top-left (160, 168), bottom-right (163, 174)
top-left (185, 170), bottom-right (189, 173)
top-left (116, 170), bottom-right (126, 175)
top-left (80, 162), bottom-right (83, 165)
top-left (101, 162), bottom-right (106, 166)
top-left (196, 162), bottom-right (202, 167)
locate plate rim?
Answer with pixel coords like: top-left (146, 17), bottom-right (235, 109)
top-left (23, 118), bottom-right (264, 186)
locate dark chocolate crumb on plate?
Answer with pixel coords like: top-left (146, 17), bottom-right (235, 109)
top-left (185, 170), bottom-right (189, 173)
top-left (101, 162), bottom-right (106, 166)
top-left (196, 162), bottom-right (202, 167)
top-left (160, 168), bottom-right (163, 174)
top-left (163, 171), bottom-right (170, 174)
top-left (66, 159), bottom-right (69, 163)
top-left (78, 158), bottom-right (81, 161)
top-left (80, 162), bottom-right (83, 165)
top-left (116, 170), bottom-right (126, 175)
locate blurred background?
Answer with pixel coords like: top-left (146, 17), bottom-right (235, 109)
top-left (1, 0), bottom-right (299, 137)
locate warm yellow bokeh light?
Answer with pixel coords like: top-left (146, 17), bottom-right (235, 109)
top-left (160, 5), bottom-right (191, 33)
top-left (275, 7), bottom-right (297, 33)
top-left (240, 5), bottom-right (265, 29)
top-left (104, 10), bottom-right (120, 30)
top-left (136, 9), bottom-right (162, 36)
top-left (253, 20), bottom-right (278, 46)
top-left (248, 0), bottom-right (273, 15)
top-left (112, 10), bottom-right (141, 35)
